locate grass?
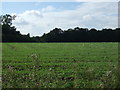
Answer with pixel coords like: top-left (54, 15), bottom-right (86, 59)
top-left (2, 42), bottom-right (119, 88)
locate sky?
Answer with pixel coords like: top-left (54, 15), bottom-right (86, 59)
top-left (1, 1), bottom-right (118, 36)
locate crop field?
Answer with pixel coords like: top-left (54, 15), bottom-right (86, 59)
top-left (2, 43), bottom-right (120, 88)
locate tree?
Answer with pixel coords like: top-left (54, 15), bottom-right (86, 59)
top-left (1, 14), bottom-right (35, 42)
top-left (0, 14), bottom-right (13, 26)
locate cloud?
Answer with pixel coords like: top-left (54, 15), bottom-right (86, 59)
top-left (12, 3), bottom-right (118, 37)
top-left (20, 10), bottom-right (43, 18)
top-left (42, 6), bottom-right (56, 12)
top-left (83, 14), bottom-right (92, 21)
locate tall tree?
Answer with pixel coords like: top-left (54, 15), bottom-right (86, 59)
top-left (1, 14), bottom-right (35, 42)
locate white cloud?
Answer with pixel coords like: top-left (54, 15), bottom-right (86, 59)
top-left (42, 6), bottom-right (56, 12)
top-left (12, 3), bottom-right (118, 37)
top-left (83, 14), bottom-right (92, 21)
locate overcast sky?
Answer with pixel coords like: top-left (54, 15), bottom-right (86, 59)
top-left (2, 1), bottom-right (118, 36)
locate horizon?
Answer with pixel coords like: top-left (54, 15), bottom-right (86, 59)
top-left (2, 2), bottom-right (118, 36)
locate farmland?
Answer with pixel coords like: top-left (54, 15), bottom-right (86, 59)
top-left (2, 43), bottom-right (120, 88)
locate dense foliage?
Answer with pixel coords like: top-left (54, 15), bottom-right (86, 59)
top-left (41, 28), bottom-right (120, 42)
top-left (1, 14), bottom-right (120, 42)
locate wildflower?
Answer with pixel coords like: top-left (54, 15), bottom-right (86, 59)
top-left (106, 71), bottom-right (112, 76)
top-left (49, 68), bottom-right (52, 71)
top-left (8, 66), bottom-right (14, 71)
top-left (88, 68), bottom-right (94, 72)
top-left (31, 53), bottom-right (38, 60)
top-left (99, 83), bottom-right (103, 87)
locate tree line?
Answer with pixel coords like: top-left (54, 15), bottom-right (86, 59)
top-left (1, 14), bottom-right (120, 42)
top-left (40, 28), bottom-right (120, 42)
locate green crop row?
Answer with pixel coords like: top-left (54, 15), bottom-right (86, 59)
top-left (2, 42), bottom-right (120, 88)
